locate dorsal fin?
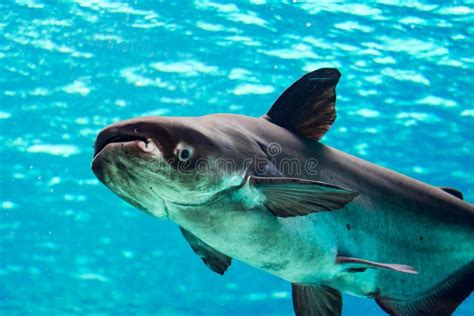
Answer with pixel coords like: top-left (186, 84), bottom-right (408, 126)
top-left (265, 68), bottom-right (341, 140)
top-left (440, 187), bottom-right (464, 200)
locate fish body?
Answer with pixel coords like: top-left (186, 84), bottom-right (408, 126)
top-left (92, 69), bottom-right (473, 315)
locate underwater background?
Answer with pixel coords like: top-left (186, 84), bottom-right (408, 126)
top-left (0, 1), bottom-right (473, 315)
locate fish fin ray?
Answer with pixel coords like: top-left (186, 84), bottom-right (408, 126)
top-left (336, 255), bottom-right (418, 274)
top-left (249, 176), bottom-right (358, 217)
top-left (375, 260), bottom-right (474, 316)
top-left (265, 68), bottom-right (340, 140)
top-left (292, 283), bottom-right (342, 316)
top-left (179, 227), bottom-right (231, 275)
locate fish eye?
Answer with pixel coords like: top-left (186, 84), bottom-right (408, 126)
top-left (177, 146), bottom-right (193, 162)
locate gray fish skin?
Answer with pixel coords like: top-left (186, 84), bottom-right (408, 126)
top-left (170, 114), bottom-right (474, 300)
top-left (92, 113), bottom-right (473, 302)
top-left (92, 67), bottom-right (474, 314)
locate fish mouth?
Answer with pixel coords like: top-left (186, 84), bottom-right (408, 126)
top-left (93, 134), bottom-right (150, 159)
top-left (91, 132), bottom-right (160, 184)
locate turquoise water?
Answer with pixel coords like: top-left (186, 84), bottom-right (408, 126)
top-left (1, 1), bottom-right (473, 315)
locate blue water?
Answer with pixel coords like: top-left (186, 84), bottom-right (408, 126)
top-left (1, 1), bottom-right (473, 315)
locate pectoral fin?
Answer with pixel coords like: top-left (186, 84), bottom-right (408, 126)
top-left (248, 176), bottom-right (358, 217)
top-left (337, 255), bottom-right (418, 274)
top-left (180, 227), bottom-right (232, 275)
top-left (292, 283), bottom-right (342, 316)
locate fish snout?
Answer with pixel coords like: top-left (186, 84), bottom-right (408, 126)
top-left (91, 122), bottom-right (164, 179)
top-left (93, 122), bottom-right (162, 158)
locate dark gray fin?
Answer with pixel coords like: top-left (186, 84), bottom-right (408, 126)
top-left (375, 261), bottom-right (474, 315)
top-left (440, 187), bottom-right (464, 200)
top-left (265, 68), bottom-right (340, 140)
top-left (248, 176), bottom-right (358, 217)
top-left (336, 255), bottom-right (418, 275)
top-left (179, 227), bottom-right (231, 275)
top-left (292, 283), bottom-right (342, 316)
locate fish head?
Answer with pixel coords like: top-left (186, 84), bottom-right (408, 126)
top-left (91, 116), bottom-right (254, 217)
